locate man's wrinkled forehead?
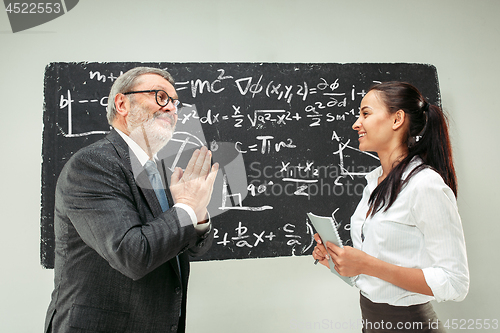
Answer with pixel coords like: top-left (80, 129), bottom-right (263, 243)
top-left (134, 74), bottom-right (177, 96)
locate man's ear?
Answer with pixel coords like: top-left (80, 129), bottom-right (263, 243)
top-left (392, 110), bottom-right (406, 130)
top-left (114, 93), bottom-right (129, 117)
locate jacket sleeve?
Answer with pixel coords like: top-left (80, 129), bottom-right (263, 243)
top-left (57, 147), bottom-right (211, 280)
top-left (412, 171), bottom-right (469, 302)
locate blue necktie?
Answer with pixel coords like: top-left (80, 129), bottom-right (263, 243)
top-left (143, 160), bottom-right (169, 212)
top-left (144, 160), bottom-right (182, 301)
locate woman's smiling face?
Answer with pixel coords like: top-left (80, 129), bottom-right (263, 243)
top-left (352, 90), bottom-right (397, 154)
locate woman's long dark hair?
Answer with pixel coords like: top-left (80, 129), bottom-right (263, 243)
top-left (367, 81), bottom-right (457, 216)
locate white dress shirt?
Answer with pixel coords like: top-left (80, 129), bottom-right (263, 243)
top-left (115, 128), bottom-right (210, 233)
top-left (351, 157), bottom-right (469, 306)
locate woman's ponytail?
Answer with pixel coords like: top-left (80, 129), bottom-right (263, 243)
top-left (414, 103), bottom-right (457, 196)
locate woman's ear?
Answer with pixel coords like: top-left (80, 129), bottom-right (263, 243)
top-left (392, 109), bottom-right (406, 130)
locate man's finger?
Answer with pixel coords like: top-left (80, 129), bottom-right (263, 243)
top-left (192, 146), bottom-right (208, 175)
top-left (170, 167), bottom-right (183, 186)
top-left (183, 149), bottom-right (200, 177)
top-left (201, 149), bottom-right (212, 177)
top-left (207, 163), bottom-right (219, 184)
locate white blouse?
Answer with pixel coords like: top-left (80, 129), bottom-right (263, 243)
top-left (350, 157), bottom-right (469, 306)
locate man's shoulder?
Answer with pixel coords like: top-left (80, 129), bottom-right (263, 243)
top-left (72, 136), bottom-right (115, 159)
top-left (65, 132), bottom-right (128, 170)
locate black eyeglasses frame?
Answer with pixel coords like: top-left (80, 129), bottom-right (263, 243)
top-left (123, 89), bottom-right (183, 111)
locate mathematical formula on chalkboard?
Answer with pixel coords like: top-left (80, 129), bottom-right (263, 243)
top-left (41, 62), bottom-right (440, 268)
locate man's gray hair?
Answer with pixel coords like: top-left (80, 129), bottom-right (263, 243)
top-left (106, 67), bottom-right (175, 124)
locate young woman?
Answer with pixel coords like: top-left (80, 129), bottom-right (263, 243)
top-left (312, 82), bottom-right (469, 332)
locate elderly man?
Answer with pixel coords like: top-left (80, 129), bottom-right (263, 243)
top-left (45, 67), bottom-right (219, 333)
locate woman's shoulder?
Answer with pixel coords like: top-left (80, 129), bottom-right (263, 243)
top-left (404, 157), bottom-right (445, 185)
top-left (412, 166), bottom-right (444, 183)
top-left (406, 164), bottom-right (457, 206)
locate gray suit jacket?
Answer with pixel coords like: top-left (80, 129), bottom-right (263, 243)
top-left (44, 129), bottom-right (213, 333)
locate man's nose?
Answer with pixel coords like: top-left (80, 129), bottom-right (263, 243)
top-left (162, 102), bottom-right (177, 114)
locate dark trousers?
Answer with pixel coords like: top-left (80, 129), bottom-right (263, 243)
top-left (360, 293), bottom-right (446, 333)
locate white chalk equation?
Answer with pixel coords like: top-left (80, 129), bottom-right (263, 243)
top-left (219, 173), bottom-right (272, 212)
top-left (214, 218), bottom-right (316, 256)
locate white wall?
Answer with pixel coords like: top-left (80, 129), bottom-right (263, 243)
top-left (1, 1), bottom-right (498, 332)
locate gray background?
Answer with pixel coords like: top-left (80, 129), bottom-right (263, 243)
top-left (0, 1), bottom-right (498, 332)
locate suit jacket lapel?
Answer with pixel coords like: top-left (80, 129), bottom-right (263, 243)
top-left (157, 159), bottom-right (175, 208)
top-left (135, 168), bottom-right (165, 217)
top-left (106, 129), bottom-right (163, 217)
top-left (106, 130), bottom-right (183, 280)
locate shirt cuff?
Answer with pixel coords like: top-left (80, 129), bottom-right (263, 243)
top-left (422, 267), bottom-right (460, 302)
top-left (173, 203), bottom-right (211, 233)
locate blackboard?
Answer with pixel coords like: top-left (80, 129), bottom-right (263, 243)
top-left (41, 62), bottom-right (440, 268)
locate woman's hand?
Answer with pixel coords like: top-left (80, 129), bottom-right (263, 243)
top-left (325, 242), bottom-right (369, 277)
top-left (312, 233), bottom-right (330, 268)
top-left (313, 233), bottom-right (371, 277)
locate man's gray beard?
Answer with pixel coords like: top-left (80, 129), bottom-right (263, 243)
top-left (128, 106), bottom-right (176, 155)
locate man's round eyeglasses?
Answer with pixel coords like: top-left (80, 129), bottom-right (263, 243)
top-left (123, 90), bottom-right (183, 113)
